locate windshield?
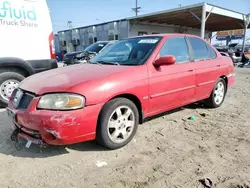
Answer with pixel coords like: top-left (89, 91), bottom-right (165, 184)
top-left (84, 42), bottom-right (108, 53)
top-left (91, 37), bottom-right (161, 65)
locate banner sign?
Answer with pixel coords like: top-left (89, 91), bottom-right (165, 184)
top-left (216, 29), bottom-right (244, 41)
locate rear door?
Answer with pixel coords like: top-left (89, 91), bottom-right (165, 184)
top-left (148, 36), bottom-right (196, 115)
top-left (187, 37), bottom-right (222, 100)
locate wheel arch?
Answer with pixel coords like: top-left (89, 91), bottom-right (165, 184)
top-left (99, 93), bottom-right (144, 125)
top-left (220, 75), bottom-right (228, 91)
top-left (0, 57), bottom-right (35, 77)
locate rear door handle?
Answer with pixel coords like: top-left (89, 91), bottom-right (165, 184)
top-left (217, 65), bottom-right (221, 67)
top-left (188, 70), bottom-right (194, 72)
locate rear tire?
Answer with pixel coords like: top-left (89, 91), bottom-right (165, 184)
top-left (204, 78), bottom-right (226, 108)
top-left (96, 98), bottom-right (139, 150)
top-left (0, 72), bottom-right (25, 107)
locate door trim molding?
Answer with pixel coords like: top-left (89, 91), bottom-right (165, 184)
top-left (197, 80), bottom-right (215, 87)
top-left (150, 85), bottom-right (195, 99)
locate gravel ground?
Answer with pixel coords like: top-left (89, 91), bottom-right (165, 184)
top-left (0, 68), bottom-right (249, 188)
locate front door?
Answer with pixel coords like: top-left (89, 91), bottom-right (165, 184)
top-left (148, 36), bottom-right (196, 116)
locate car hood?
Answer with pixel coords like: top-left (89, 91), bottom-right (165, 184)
top-left (19, 64), bottom-right (132, 95)
top-left (65, 51), bottom-right (82, 55)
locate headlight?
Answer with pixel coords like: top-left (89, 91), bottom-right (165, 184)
top-left (37, 93), bottom-right (85, 110)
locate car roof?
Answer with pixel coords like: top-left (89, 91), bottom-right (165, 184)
top-left (128, 33), bottom-right (203, 39)
top-left (96, 41), bottom-right (109, 43)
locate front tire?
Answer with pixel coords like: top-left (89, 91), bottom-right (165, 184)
top-left (0, 72), bottom-right (24, 107)
top-left (204, 78), bottom-right (226, 108)
top-left (96, 98), bottom-right (139, 149)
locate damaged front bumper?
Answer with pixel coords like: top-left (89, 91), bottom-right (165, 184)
top-left (10, 125), bottom-right (47, 150)
top-left (7, 97), bottom-right (104, 146)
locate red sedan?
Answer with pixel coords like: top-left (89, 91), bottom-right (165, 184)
top-left (7, 34), bottom-right (235, 149)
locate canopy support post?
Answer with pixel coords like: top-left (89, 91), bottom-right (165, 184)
top-left (200, 3), bottom-right (207, 39)
top-left (205, 6), bottom-right (214, 21)
top-left (236, 21), bottom-right (244, 28)
top-left (188, 10), bottom-right (201, 22)
top-left (242, 14), bottom-right (250, 55)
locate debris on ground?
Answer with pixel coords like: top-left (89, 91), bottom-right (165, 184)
top-left (199, 113), bottom-right (207, 117)
top-left (95, 161), bottom-right (107, 167)
top-left (188, 115), bottom-right (196, 120)
top-left (198, 177), bottom-right (213, 188)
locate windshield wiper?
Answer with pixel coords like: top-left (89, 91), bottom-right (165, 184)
top-left (96, 61), bottom-right (120, 66)
top-left (89, 60), bottom-right (103, 65)
top-left (81, 59), bottom-right (102, 65)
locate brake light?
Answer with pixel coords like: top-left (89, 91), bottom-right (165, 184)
top-left (49, 32), bottom-right (56, 59)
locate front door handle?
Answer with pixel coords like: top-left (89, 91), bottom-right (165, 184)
top-left (188, 70), bottom-right (194, 72)
top-left (217, 65), bottom-right (221, 67)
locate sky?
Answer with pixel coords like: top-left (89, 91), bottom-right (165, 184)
top-left (47, 0), bottom-right (250, 41)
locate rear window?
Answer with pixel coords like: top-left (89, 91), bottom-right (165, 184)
top-left (207, 44), bottom-right (217, 59)
top-left (188, 37), bottom-right (209, 61)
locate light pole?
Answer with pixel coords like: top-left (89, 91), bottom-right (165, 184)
top-left (132, 0), bottom-right (141, 16)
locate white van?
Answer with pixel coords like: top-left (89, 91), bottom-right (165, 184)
top-left (0, 0), bottom-right (57, 106)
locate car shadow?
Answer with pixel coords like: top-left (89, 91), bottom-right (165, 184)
top-left (143, 107), bottom-right (184, 123)
top-left (143, 102), bottom-right (206, 122)
top-left (184, 102), bottom-right (209, 109)
top-left (0, 102), bottom-right (207, 158)
top-left (0, 134), bottom-right (107, 159)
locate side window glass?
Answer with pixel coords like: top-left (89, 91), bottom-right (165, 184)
top-left (207, 44), bottom-right (217, 59)
top-left (189, 37), bottom-right (209, 61)
top-left (159, 37), bottom-right (190, 63)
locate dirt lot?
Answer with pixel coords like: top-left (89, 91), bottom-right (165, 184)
top-left (0, 68), bottom-right (249, 188)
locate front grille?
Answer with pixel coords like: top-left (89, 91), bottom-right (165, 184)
top-left (18, 93), bottom-right (34, 109)
top-left (15, 122), bottom-right (41, 139)
top-left (15, 90), bottom-right (35, 110)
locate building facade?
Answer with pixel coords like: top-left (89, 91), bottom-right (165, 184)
top-left (57, 20), bottom-right (208, 53)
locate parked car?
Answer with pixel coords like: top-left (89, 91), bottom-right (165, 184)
top-left (77, 40), bottom-right (119, 64)
top-left (63, 41), bottom-right (109, 66)
top-left (7, 34), bottom-right (235, 150)
top-left (214, 43), bottom-right (241, 64)
top-left (0, 0), bottom-right (58, 107)
top-left (63, 51), bottom-right (82, 65)
top-left (213, 44), bottom-right (228, 52)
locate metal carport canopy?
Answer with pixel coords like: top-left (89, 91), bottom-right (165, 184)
top-left (127, 3), bottom-right (249, 37)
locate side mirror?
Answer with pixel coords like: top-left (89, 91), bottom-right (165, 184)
top-left (153, 55), bottom-right (176, 67)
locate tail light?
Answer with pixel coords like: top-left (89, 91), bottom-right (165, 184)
top-left (49, 32), bottom-right (56, 59)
